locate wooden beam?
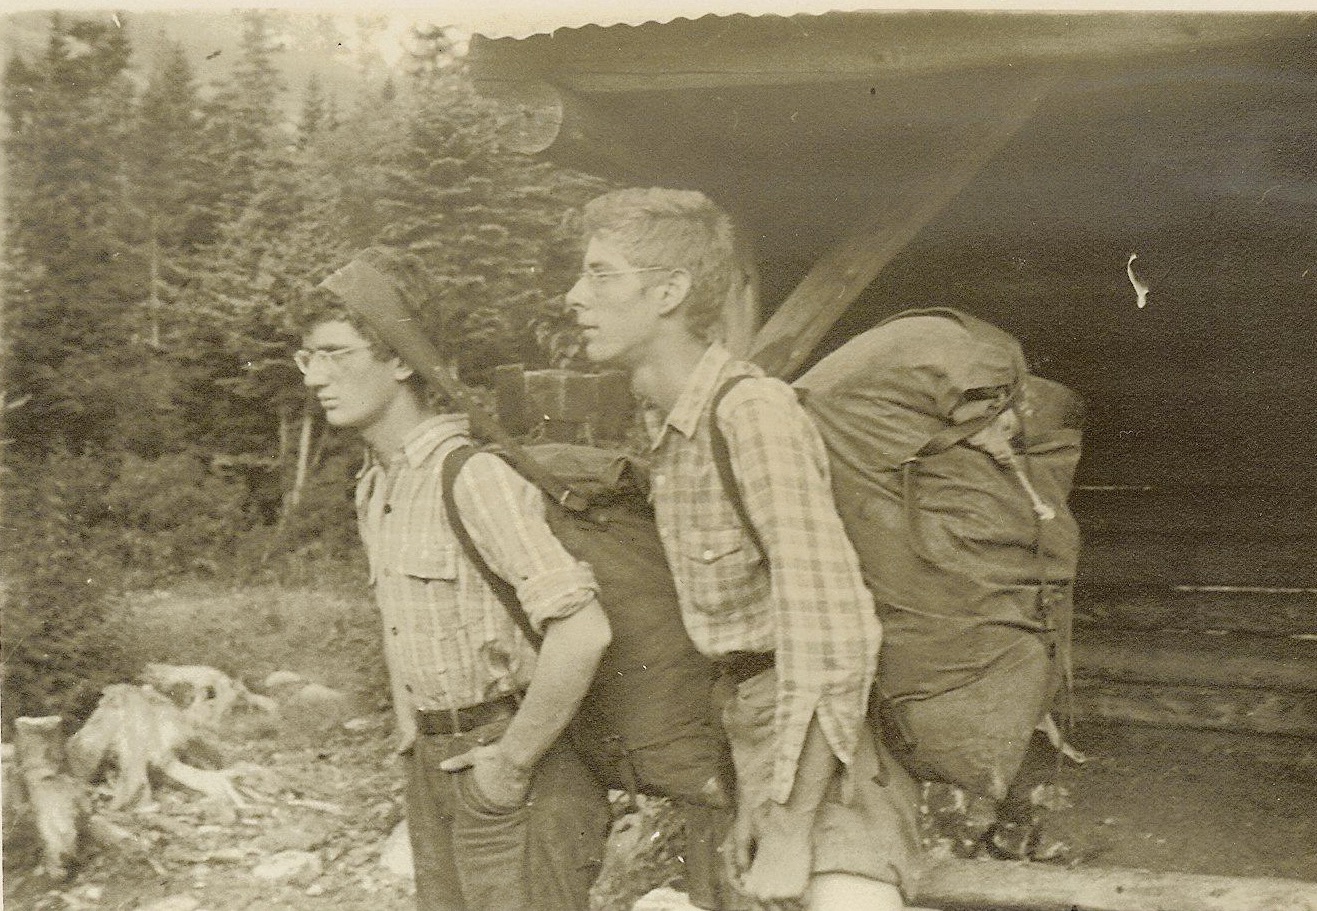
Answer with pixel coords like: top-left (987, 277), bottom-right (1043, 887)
top-left (470, 14), bottom-right (1286, 95)
top-left (473, 78), bottom-right (565, 155)
top-left (748, 75), bottom-right (1054, 379)
top-left (474, 79), bottom-right (659, 182)
top-left (916, 859), bottom-right (1317, 911)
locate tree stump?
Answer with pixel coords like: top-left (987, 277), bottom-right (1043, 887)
top-left (67, 684), bottom-right (243, 810)
top-left (140, 663), bottom-right (278, 730)
top-left (13, 715), bottom-right (88, 881)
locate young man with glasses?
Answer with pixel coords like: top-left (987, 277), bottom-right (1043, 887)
top-left (566, 188), bottom-right (920, 911)
top-left (295, 246), bottom-right (611, 911)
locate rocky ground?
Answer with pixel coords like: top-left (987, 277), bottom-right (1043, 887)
top-left (5, 709), bottom-right (418, 911)
top-left (6, 576), bottom-right (1314, 911)
top-left (7, 698), bottom-right (1314, 911)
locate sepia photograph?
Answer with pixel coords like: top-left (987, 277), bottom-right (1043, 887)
top-left (3, 3), bottom-right (1315, 910)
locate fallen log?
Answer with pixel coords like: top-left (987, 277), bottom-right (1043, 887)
top-left (637, 860), bottom-right (1317, 911)
top-left (14, 715), bottom-right (88, 881)
top-left (915, 858), bottom-right (1317, 911)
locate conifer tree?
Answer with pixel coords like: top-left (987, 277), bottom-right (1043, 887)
top-left (2, 14), bottom-right (148, 724)
top-left (132, 41), bottom-right (212, 347)
top-left (369, 67), bottom-right (608, 383)
top-left (4, 13), bottom-right (151, 460)
top-left (298, 71), bottom-right (328, 145)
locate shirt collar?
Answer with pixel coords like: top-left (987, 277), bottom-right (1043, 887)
top-left (648, 342), bottom-right (741, 448)
top-left (357, 412), bottom-right (470, 477)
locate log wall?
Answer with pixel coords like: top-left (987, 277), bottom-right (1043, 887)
top-left (1070, 486), bottom-right (1316, 741)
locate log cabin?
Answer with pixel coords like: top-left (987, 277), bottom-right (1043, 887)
top-left (468, 10), bottom-right (1316, 909)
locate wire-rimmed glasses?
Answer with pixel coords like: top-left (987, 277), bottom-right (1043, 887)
top-left (293, 345), bottom-right (371, 376)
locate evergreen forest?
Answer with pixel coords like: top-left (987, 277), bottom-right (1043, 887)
top-left (2, 11), bottom-right (610, 727)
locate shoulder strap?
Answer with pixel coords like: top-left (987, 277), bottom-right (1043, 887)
top-left (708, 375), bottom-right (767, 560)
top-left (440, 444), bottom-right (544, 649)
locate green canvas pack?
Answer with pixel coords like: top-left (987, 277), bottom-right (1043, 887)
top-left (714, 307), bottom-right (1083, 800)
top-left (441, 441), bottom-right (731, 809)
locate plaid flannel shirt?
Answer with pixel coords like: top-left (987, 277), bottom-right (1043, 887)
top-left (644, 344), bottom-right (881, 803)
top-left (356, 414), bottom-right (598, 748)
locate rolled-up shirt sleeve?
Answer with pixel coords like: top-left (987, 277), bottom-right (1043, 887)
top-left (452, 452), bottom-right (599, 634)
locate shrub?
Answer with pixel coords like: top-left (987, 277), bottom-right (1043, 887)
top-left (98, 451), bottom-right (250, 584)
top-left (2, 449), bottom-right (141, 729)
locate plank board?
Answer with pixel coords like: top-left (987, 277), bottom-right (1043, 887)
top-left (747, 74), bottom-right (1054, 379)
top-left (1076, 589), bottom-right (1317, 638)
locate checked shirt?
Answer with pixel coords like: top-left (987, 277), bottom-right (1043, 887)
top-left (644, 344), bottom-right (881, 803)
top-left (355, 414), bottom-right (598, 749)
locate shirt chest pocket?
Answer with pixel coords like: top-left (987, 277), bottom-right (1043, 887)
top-left (395, 542), bottom-right (459, 582)
top-left (680, 526), bottom-right (763, 614)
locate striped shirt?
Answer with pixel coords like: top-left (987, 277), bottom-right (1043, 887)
top-left (644, 344), bottom-right (881, 803)
top-left (355, 414), bottom-right (598, 745)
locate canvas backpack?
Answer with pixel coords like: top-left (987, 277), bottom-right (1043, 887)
top-left (440, 441), bottom-right (732, 808)
top-left (713, 307), bottom-right (1083, 800)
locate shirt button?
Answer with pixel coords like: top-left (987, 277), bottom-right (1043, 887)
top-left (391, 627), bottom-right (399, 635)
top-left (383, 504), bottom-right (392, 514)
top-left (702, 549), bottom-right (715, 561)
top-left (654, 474), bottom-right (665, 487)
top-left (404, 684), bottom-right (413, 693)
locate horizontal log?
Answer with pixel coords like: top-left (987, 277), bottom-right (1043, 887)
top-left (1074, 629), bottom-right (1317, 692)
top-left (916, 858), bottom-right (1317, 911)
top-left (1076, 718), bottom-right (1317, 770)
top-left (1075, 589), bottom-right (1317, 637)
top-left (1073, 679), bottom-right (1317, 739)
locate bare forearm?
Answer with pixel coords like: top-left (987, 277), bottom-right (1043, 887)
top-left (497, 602), bottom-right (610, 770)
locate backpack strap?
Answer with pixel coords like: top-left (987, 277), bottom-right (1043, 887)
top-left (708, 375), bottom-right (768, 561)
top-left (441, 443), bottom-right (544, 649)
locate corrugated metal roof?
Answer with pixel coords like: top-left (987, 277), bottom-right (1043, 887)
top-left (463, 2), bottom-right (884, 40)
top-left (458, 0), bottom-right (1317, 40)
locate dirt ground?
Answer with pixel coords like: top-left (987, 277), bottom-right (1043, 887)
top-left (1030, 721), bottom-right (1317, 882)
top-left (6, 708), bottom-right (1314, 911)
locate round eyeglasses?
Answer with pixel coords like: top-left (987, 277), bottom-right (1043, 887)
top-left (577, 266), bottom-right (672, 286)
top-left (293, 344), bottom-right (371, 375)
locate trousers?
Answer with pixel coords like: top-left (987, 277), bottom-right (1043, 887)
top-left (404, 715), bottom-right (610, 911)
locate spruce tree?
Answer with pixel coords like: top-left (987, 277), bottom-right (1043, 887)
top-left (4, 13), bottom-right (148, 459)
top-left (2, 14), bottom-right (146, 725)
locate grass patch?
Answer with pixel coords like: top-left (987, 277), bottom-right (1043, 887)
top-left (120, 571), bottom-right (387, 704)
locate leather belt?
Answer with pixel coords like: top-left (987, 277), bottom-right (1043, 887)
top-left (715, 651), bottom-right (776, 685)
top-left (416, 692), bottom-right (521, 736)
